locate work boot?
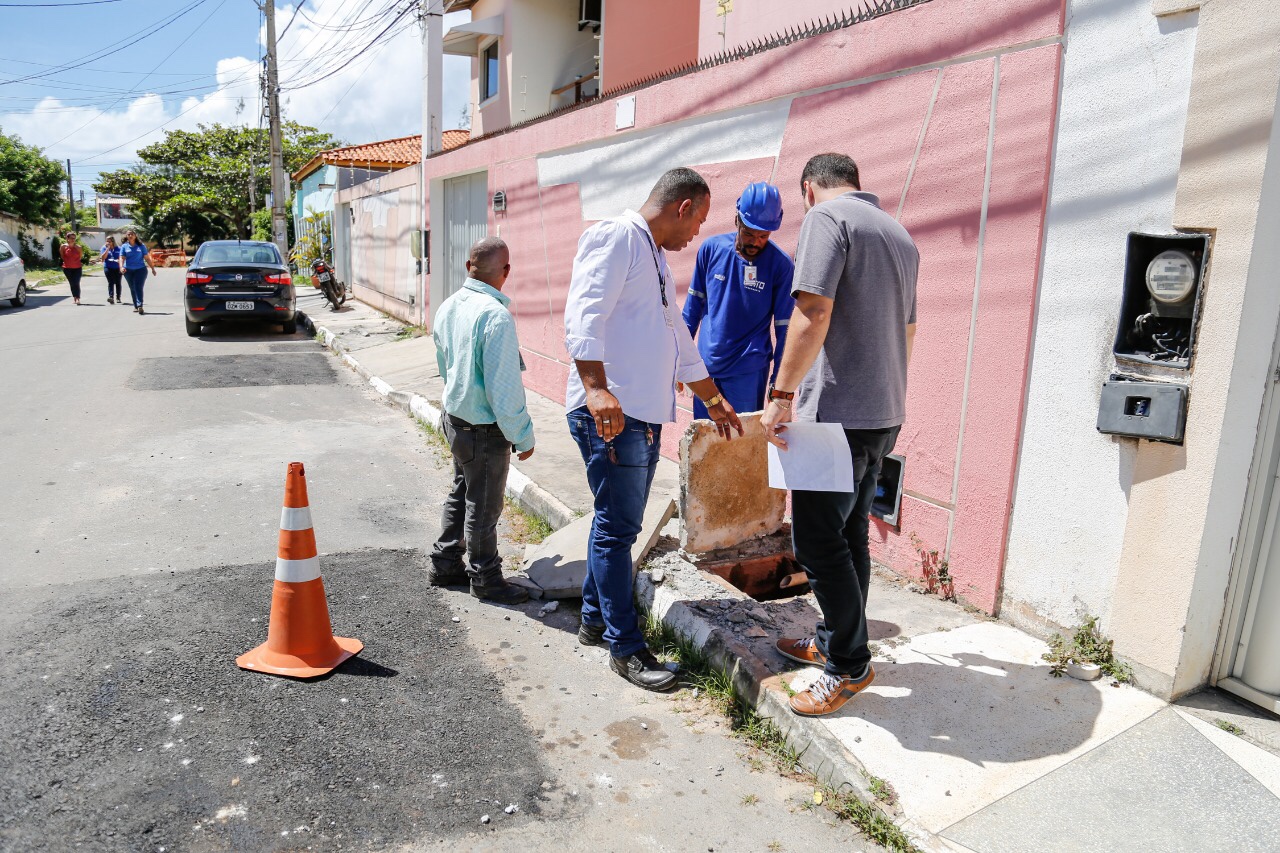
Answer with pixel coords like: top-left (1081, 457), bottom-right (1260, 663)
top-left (610, 648), bottom-right (677, 692)
top-left (788, 666), bottom-right (875, 717)
top-left (578, 621), bottom-right (606, 647)
top-left (426, 560), bottom-right (467, 587)
top-left (470, 577), bottom-right (530, 605)
top-left (775, 636), bottom-right (828, 667)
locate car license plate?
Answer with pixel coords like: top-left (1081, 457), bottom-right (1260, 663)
top-left (317, 272), bottom-right (331, 282)
top-left (226, 301), bottom-right (255, 310)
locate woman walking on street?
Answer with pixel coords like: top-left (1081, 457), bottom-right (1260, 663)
top-left (60, 231), bottom-right (83, 305)
top-left (100, 236), bottom-right (123, 304)
top-left (120, 230), bottom-right (157, 314)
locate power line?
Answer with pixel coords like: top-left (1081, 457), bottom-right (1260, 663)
top-left (0, 0), bottom-right (124, 6)
top-left (39, 0), bottom-right (230, 152)
top-left (0, 0), bottom-right (209, 86)
top-left (282, 1), bottom-right (416, 91)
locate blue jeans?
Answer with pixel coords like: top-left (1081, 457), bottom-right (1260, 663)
top-left (123, 267), bottom-right (147, 307)
top-left (568, 406), bottom-right (661, 658)
top-left (692, 367), bottom-right (769, 418)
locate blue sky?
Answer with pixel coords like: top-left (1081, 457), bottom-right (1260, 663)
top-left (0, 0), bottom-right (471, 201)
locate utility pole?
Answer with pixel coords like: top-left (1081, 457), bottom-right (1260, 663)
top-left (264, 0), bottom-right (289, 259)
top-left (65, 159), bottom-right (75, 227)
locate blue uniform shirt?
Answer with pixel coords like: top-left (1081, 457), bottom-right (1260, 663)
top-left (683, 233), bottom-right (795, 381)
top-left (120, 241), bottom-right (149, 270)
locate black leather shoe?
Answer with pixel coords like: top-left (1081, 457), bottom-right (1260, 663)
top-left (426, 561), bottom-right (467, 587)
top-left (471, 579), bottom-right (530, 605)
top-left (578, 621), bottom-right (606, 647)
top-left (610, 648), bottom-right (677, 691)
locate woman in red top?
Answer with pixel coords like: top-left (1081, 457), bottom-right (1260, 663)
top-left (60, 231), bottom-right (83, 305)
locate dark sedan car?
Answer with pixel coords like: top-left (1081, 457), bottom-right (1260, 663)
top-left (184, 240), bottom-right (296, 337)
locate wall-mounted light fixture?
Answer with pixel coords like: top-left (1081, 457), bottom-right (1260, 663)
top-left (493, 190), bottom-right (507, 213)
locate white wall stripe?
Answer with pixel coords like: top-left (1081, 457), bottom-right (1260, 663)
top-left (280, 506), bottom-right (313, 531)
top-left (945, 53), bottom-right (1001, 560)
top-left (898, 67), bottom-right (946, 221)
top-left (275, 556), bottom-right (322, 584)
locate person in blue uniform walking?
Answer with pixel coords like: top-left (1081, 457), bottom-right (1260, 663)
top-left (683, 181), bottom-right (795, 417)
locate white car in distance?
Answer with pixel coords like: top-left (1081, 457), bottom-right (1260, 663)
top-left (0, 240), bottom-right (28, 308)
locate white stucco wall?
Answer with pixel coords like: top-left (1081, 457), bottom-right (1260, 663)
top-left (1001, 0), bottom-right (1199, 633)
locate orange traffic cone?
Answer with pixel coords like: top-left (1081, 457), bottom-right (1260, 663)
top-left (236, 462), bottom-right (362, 678)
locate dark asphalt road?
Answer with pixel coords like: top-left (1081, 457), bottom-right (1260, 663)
top-left (0, 550), bottom-right (553, 851)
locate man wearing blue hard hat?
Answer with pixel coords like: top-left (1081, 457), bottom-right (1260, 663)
top-left (683, 181), bottom-right (795, 417)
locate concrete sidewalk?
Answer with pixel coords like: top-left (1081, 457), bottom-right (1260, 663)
top-left (298, 291), bottom-right (1280, 852)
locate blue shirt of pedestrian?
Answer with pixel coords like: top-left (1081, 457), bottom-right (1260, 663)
top-left (683, 233), bottom-right (795, 381)
top-left (120, 241), bottom-right (149, 270)
top-left (102, 246), bottom-right (121, 269)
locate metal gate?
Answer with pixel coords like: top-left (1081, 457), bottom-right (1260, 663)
top-left (442, 171), bottom-right (488, 299)
top-left (1218, 332), bottom-right (1280, 713)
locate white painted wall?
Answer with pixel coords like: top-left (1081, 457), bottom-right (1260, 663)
top-left (510, 0), bottom-right (597, 117)
top-left (1001, 0), bottom-right (1199, 632)
top-left (536, 98), bottom-right (791, 219)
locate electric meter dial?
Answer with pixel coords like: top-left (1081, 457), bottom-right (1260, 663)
top-left (1145, 250), bottom-right (1197, 304)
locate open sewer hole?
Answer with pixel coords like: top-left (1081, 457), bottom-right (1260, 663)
top-left (702, 553), bottom-right (808, 602)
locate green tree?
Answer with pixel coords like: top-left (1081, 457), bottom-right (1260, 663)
top-left (93, 122), bottom-right (339, 245)
top-left (0, 128), bottom-right (66, 226)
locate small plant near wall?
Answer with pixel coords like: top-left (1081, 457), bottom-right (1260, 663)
top-left (909, 533), bottom-right (955, 601)
top-left (1042, 616), bottom-right (1133, 684)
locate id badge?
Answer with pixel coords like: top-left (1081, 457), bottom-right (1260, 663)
top-left (744, 264), bottom-right (758, 285)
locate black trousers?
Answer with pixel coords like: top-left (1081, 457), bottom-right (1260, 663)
top-left (791, 425), bottom-right (900, 677)
top-left (431, 415), bottom-right (512, 583)
top-left (62, 267), bottom-right (82, 299)
top-left (104, 267), bottom-right (123, 300)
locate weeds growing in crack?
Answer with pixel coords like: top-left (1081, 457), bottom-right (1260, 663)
top-left (642, 615), bottom-right (919, 853)
top-left (503, 497), bottom-right (554, 545)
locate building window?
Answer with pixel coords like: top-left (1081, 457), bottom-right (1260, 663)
top-left (482, 41), bottom-right (499, 102)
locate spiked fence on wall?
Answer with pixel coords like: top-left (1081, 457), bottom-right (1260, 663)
top-left (433, 0), bottom-right (935, 154)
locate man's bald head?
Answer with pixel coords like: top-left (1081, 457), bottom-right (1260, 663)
top-left (466, 236), bottom-right (511, 288)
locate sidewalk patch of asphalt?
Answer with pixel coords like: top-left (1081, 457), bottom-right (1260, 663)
top-left (126, 354), bottom-right (336, 391)
top-left (0, 549), bottom-right (553, 851)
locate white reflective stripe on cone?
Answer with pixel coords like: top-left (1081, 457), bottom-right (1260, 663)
top-left (280, 506), bottom-right (314, 531)
top-left (275, 556), bottom-right (321, 583)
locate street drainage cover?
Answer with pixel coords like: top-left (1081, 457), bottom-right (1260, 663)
top-left (127, 354), bottom-right (336, 391)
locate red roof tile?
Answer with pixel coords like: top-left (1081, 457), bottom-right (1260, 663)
top-left (292, 131), bottom-right (470, 182)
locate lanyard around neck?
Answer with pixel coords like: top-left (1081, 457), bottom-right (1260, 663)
top-left (640, 229), bottom-right (669, 308)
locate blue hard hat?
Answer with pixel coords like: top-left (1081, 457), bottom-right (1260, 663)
top-left (736, 181), bottom-right (784, 232)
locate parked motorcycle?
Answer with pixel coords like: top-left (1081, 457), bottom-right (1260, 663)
top-left (310, 259), bottom-right (346, 310)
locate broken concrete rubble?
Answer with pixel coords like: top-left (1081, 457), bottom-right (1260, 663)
top-left (679, 413), bottom-right (786, 553)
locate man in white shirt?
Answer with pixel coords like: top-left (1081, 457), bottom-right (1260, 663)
top-left (565, 168), bottom-right (744, 691)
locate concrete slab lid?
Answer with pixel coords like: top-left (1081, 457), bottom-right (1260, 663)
top-left (680, 413), bottom-right (785, 553)
top-left (522, 497), bottom-right (676, 600)
top-left (784, 621), bottom-right (1166, 834)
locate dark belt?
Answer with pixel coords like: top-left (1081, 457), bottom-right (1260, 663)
top-left (446, 413), bottom-right (501, 432)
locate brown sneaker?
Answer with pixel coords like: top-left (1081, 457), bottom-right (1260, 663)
top-left (775, 637), bottom-right (828, 667)
top-left (788, 667), bottom-right (875, 717)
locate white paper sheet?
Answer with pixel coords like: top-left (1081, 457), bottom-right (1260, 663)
top-left (767, 422), bottom-right (854, 492)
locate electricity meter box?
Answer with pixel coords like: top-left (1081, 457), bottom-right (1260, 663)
top-left (1112, 231), bottom-right (1210, 369)
top-left (1097, 375), bottom-right (1188, 443)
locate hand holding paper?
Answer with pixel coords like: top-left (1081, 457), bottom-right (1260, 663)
top-left (767, 422), bottom-right (854, 492)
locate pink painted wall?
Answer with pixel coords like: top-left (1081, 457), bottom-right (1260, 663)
top-left (697, 0), bottom-right (861, 58)
top-left (419, 0), bottom-right (1065, 613)
top-left (602, 0), bottom-right (700, 92)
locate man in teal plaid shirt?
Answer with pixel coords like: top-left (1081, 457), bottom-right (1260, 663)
top-left (429, 237), bottom-right (536, 605)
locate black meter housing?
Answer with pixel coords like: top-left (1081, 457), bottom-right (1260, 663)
top-left (1112, 231), bottom-right (1210, 369)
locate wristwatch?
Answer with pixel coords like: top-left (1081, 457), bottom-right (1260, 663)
top-left (704, 393), bottom-right (724, 409)
top-left (767, 385), bottom-right (794, 409)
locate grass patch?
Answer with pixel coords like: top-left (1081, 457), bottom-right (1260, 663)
top-left (1215, 719), bottom-right (1245, 737)
top-left (741, 793), bottom-right (759, 806)
top-left (25, 268), bottom-right (66, 287)
top-left (642, 615), bottom-right (919, 853)
top-left (313, 331), bottom-right (325, 343)
top-left (503, 497), bottom-right (554, 545)
top-left (394, 324), bottom-right (428, 342)
top-left (867, 774), bottom-right (899, 807)
top-left (415, 416), bottom-right (451, 465)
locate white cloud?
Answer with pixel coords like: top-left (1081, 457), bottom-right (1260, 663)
top-left (0, 1), bottom-right (471, 193)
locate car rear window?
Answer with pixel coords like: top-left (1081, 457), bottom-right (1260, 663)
top-left (197, 244), bottom-right (281, 266)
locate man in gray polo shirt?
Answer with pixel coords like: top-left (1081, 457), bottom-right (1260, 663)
top-left (761, 153), bottom-right (918, 717)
